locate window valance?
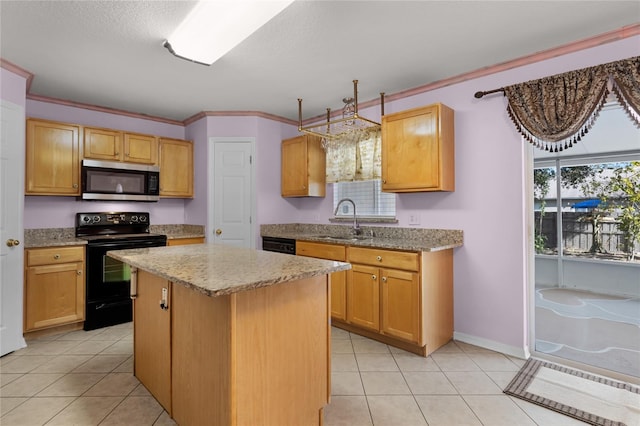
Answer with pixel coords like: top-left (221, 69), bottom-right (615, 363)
top-left (326, 129), bottom-right (381, 183)
top-left (503, 56), bottom-right (640, 152)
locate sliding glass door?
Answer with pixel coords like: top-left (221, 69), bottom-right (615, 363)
top-left (532, 104), bottom-right (640, 379)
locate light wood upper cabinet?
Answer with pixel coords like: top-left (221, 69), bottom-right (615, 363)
top-left (159, 138), bottom-right (194, 198)
top-left (381, 103), bottom-right (455, 192)
top-left (83, 127), bottom-right (123, 161)
top-left (26, 118), bottom-right (81, 195)
top-left (24, 246), bottom-right (85, 332)
top-left (123, 133), bottom-right (158, 164)
top-left (296, 241), bottom-right (347, 321)
top-left (84, 127), bottom-right (158, 164)
top-left (281, 135), bottom-right (325, 197)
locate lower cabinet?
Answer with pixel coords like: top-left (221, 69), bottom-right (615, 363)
top-left (347, 264), bottom-right (380, 331)
top-left (296, 240), bottom-right (453, 356)
top-left (380, 267), bottom-right (420, 343)
top-left (296, 241), bottom-right (347, 321)
top-left (24, 246), bottom-right (85, 332)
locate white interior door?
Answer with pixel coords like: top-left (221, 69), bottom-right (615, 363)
top-left (1, 100), bottom-right (27, 355)
top-left (209, 138), bottom-right (255, 248)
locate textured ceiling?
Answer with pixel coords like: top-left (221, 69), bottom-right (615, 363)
top-left (1, 1), bottom-right (639, 122)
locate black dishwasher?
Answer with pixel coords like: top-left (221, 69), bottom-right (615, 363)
top-left (262, 236), bottom-right (296, 255)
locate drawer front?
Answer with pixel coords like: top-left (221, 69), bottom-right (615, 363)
top-left (28, 246), bottom-right (85, 266)
top-left (348, 247), bottom-right (419, 271)
top-left (296, 241), bottom-right (346, 261)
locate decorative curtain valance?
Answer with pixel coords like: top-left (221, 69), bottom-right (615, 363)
top-left (326, 129), bottom-right (381, 183)
top-left (504, 56), bottom-right (640, 152)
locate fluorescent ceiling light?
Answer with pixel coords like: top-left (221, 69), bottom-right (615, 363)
top-left (164, 0), bottom-right (294, 66)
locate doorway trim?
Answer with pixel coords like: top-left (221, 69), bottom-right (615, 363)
top-left (207, 137), bottom-right (256, 248)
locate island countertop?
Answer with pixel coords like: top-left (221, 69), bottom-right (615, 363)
top-left (107, 243), bottom-right (350, 297)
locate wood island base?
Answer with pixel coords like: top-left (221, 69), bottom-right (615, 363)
top-left (133, 269), bottom-right (331, 426)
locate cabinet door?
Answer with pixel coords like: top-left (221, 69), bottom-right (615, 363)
top-left (25, 119), bottom-right (81, 195)
top-left (159, 138), bottom-right (194, 198)
top-left (330, 270), bottom-right (347, 321)
top-left (347, 264), bottom-right (380, 331)
top-left (124, 133), bottom-right (158, 164)
top-left (381, 268), bottom-right (421, 344)
top-left (84, 127), bottom-right (123, 161)
top-left (134, 270), bottom-right (171, 413)
top-left (281, 136), bottom-right (308, 196)
top-left (296, 241), bottom-right (347, 320)
top-left (281, 135), bottom-right (325, 197)
top-left (381, 103), bottom-right (454, 192)
top-left (24, 262), bottom-right (84, 331)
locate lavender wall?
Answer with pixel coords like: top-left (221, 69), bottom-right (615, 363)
top-left (1, 67), bottom-right (27, 107)
top-left (24, 100), bottom-right (188, 228)
top-left (184, 115), bottom-right (303, 246)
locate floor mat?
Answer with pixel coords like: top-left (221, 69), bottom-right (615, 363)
top-left (504, 358), bottom-right (640, 426)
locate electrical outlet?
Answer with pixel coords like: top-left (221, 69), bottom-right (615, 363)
top-left (409, 214), bottom-right (421, 225)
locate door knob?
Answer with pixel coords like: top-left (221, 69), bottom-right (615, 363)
top-left (6, 239), bottom-right (20, 247)
top-left (215, 229), bottom-right (222, 235)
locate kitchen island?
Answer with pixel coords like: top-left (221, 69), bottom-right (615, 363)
top-left (108, 243), bottom-right (350, 426)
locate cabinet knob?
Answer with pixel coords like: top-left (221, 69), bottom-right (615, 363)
top-left (382, 276), bottom-right (387, 282)
top-left (215, 229), bottom-right (222, 235)
top-left (376, 256), bottom-right (382, 262)
top-left (371, 274), bottom-right (377, 280)
top-left (54, 254), bottom-right (61, 260)
top-left (73, 183), bottom-right (78, 189)
top-left (5, 239), bottom-right (20, 247)
top-left (77, 270), bottom-right (82, 275)
top-left (115, 152), bottom-right (119, 156)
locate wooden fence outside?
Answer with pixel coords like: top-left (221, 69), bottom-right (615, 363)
top-left (534, 212), bottom-right (639, 256)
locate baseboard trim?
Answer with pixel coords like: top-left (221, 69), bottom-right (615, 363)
top-left (454, 331), bottom-right (529, 359)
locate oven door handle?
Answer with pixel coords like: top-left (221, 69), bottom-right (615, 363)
top-left (130, 267), bottom-right (138, 299)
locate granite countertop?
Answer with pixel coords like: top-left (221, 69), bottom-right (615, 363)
top-left (24, 228), bottom-right (87, 248)
top-left (261, 224), bottom-right (463, 252)
top-left (24, 224), bottom-right (206, 248)
top-left (149, 224), bottom-right (205, 240)
top-left (107, 244), bottom-right (351, 297)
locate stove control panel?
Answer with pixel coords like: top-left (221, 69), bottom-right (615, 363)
top-left (77, 212), bottom-right (150, 227)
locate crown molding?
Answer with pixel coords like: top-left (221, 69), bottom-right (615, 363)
top-left (6, 23), bottom-right (639, 128)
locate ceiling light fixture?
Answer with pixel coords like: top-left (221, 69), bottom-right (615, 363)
top-left (298, 80), bottom-right (385, 151)
top-left (163, 0), bottom-right (294, 66)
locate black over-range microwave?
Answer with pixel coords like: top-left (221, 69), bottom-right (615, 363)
top-left (81, 159), bottom-right (160, 202)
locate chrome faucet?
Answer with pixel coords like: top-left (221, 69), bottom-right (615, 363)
top-left (334, 198), bottom-right (361, 235)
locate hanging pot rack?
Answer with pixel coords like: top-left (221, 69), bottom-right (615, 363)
top-left (297, 80), bottom-right (385, 142)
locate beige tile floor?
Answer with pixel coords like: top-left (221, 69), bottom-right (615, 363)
top-left (1, 322), bottom-right (595, 426)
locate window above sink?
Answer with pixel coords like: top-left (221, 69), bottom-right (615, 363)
top-left (332, 179), bottom-right (396, 222)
